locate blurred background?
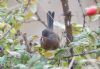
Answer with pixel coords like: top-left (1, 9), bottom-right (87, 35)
top-left (8, 0), bottom-right (100, 37)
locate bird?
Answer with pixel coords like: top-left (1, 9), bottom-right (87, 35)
top-left (40, 11), bottom-right (60, 50)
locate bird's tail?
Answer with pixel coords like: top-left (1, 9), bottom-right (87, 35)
top-left (47, 11), bottom-right (55, 30)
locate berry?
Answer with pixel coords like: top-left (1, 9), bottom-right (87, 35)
top-left (85, 5), bottom-right (97, 16)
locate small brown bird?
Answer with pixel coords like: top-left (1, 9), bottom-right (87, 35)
top-left (40, 11), bottom-right (60, 50)
top-left (41, 29), bottom-right (60, 50)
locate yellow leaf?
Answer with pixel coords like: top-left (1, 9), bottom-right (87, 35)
top-left (31, 0), bottom-right (37, 4)
top-left (10, 28), bottom-right (17, 36)
top-left (24, 0), bottom-right (28, 5)
top-left (0, 0), bottom-right (7, 8)
top-left (24, 0), bottom-right (37, 5)
top-left (43, 51), bottom-right (55, 59)
top-left (24, 11), bottom-right (33, 20)
top-left (32, 44), bottom-right (41, 51)
top-left (0, 23), bottom-right (5, 30)
top-left (96, 56), bottom-right (100, 61)
top-left (72, 23), bottom-right (83, 35)
top-left (32, 35), bottom-right (39, 40)
top-left (3, 23), bottom-right (11, 33)
top-left (14, 23), bottom-right (21, 30)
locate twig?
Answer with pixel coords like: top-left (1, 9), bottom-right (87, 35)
top-left (22, 33), bottom-right (32, 53)
top-left (24, 0), bottom-right (31, 12)
top-left (16, 0), bottom-right (22, 4)
top-left (68, 57), bottom-right (75, 69)
top-left (77, 0), bottom-right (86, 28)
top-left (35, 12), bottom-right (48, 28)
top-left (94, 0), bottom-right (98, 4)
top-left (60, 0), bottom-right (73, 69)
top-left (64, 49), bottom-right (99, 58)
top-left (0, 25), bottom-right (14, 40)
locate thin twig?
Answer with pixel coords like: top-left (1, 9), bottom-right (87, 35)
top-left (77, 0), bottom-right (86, 28)
top-left (64, 49), bottom-right (99, 58)
top-left (22, 33), bottom-right (32, 53)
top-left (35, 12), bottom-right (48, 28)
top-left (94, 0), bottom-right (98, 4)
top-left (24, 0), bottom-right (31, 12)
top-left (68, 57), bottom-right (75, 69)
top-left (0, 25), bottom-right (14, 40)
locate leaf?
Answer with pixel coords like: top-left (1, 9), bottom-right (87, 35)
top-left (43, 51), bottom-right (54, 59)
top-left (54, 49), bottom-right (66, 60)
top-left (0, 55), bottom-right (7, 64)
top-left (96, 56), bottom-right (100, 61)
top-left (95, 27), bottom-right (100, 35)
top-left (10, 17), bottom-right (17, 25)
top-left (91, 14), bottom-right (100, 22)
top-left (31, 62), bottom-right (44, 69)
top-left (31, 0), bottom-right (37, 4)
top-left (30, 4), bottom-right (37, 14)
top-left (0, 0), bottom-right (8, 8)
top-left (32, 35), bottom-right (39, 40)
top-left (14, 23), bottom-right (21, 30)
top-left (24, 0), bottom-right (28, 5)
top-left (62, 61), bottom-right (68, 67)
top-left (72, 23), bottom-right (83, 35)
top-left (24, 11), bottom-right (33, 20)
top-left (27, 55), bottom-right (40, 66)
top-left (15, 15), bottom-right (24, 22)
top-left (10, 28), bottom-right (17, 36)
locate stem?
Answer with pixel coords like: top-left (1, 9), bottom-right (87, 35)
top-left (77, 0), bottom-right (86, 28)
top-left (24, 0), bottom-right (31, 12)
top-left (64, 49), bottom-right (98, 58)
top-left (68, 57), bottom-right (75, 69)
top-left (22, 33), bottom-right (31, 53)
top-left (94, 0), bottom-right (98, 4)
top-left (0, 25), bottom-right (14, 40)
top-left (60, 0), bottom-right (73, 44)
top-left (60, 0), bottom-right (73, 69)
top-left (35, 12), bottom-right (48, 28)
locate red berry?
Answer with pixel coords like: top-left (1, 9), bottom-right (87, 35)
top-left (85, 5), bottom-right (97, 16)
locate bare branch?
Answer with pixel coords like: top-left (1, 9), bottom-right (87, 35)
top-left (35, 12), bottom-right (48, 28)
top-left (0, 25), bottom-right (14, 40)
top-left (77, 0), bottom-right (86, 28)
top-left (22, 33), bottom-right (32, 53)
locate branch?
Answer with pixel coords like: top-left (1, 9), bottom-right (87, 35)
top-left (24, 0), bottom-right (31, 12)
top-left (94, 0), bottom-right (98, 4)
top-left (64, 49), bottom-right (99, 58)
top-left (68, 57), bottom-right (75, 69)
top-left (60, 0), bottom-right (73, 44)
top-left (0, 25), bottom-right (14, 40)
top-left (60, 0), bottom-right (73, 69)
top-left (77, 0), bottom-right (86, 28)
top-left (35, 12), bottom-right (48, 28)
top-left (22, 33), bottom-right (32, 53)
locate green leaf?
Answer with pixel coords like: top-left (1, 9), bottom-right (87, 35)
top-left (72, 23), bottom-right (83, 35)
top-left (10, 17), bottom-right (17, 25)
top-left (24, 11), bottom-right (33, 20)
top-left (15, 15), bottom-right (24, 22)
top-left (91, 14), bottom-right (100, 22)
top-left (27, 55), bottom-right (40, 66)
top-left (54, 49), bottom-right (66, 60)
top-left (0, 55), bottom-right (7, 64)
top-left (30, 4), bottom-right (37, 14)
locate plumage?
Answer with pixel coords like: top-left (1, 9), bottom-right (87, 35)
top-left (40, 29), bottom-right (60, 50)
top-left (40, 11), bottom-right (60, 50)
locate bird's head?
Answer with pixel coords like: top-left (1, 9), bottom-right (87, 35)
top-left (42, 29), bottom-right (52, 37)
